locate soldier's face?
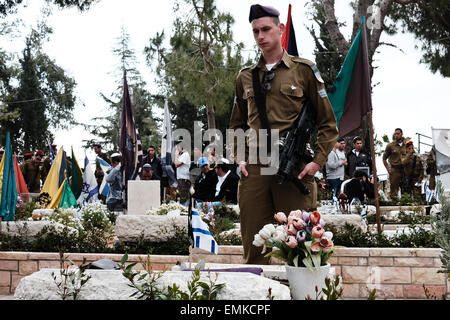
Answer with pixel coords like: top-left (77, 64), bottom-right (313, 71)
top-left (251, 17), bottom-right (284, 53)
top-left (394, 130), bottom-right (403, 141)
top-left (354, 141), bottom-right (363, 151)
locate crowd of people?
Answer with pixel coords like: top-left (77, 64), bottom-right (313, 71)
top-left (6, 141), bottom-right (240, 214)
top-left (322, 127), bottom-right (435, 206)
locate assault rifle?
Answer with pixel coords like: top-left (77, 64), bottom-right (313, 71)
top-left (276, 100), bottom-right (316, 195)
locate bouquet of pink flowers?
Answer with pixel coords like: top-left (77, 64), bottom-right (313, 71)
top-left (253, 210), bottom-right (334, 270)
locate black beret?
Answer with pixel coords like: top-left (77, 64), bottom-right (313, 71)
top-left (249, 4), bottom-right (280, 22)
top-left (92, 143), bottom-right (102, 148)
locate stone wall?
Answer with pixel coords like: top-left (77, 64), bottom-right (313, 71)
top-left (0, 247), bottom-right (447, 299)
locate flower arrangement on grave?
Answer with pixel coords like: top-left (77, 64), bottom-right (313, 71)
top-left (145, 201), bottom-right (188, 216)
top-left (253, 210), bottom-right (334, 270)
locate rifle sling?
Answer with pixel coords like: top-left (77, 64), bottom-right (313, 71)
top-left (252, 67), bottom-right (271, 153)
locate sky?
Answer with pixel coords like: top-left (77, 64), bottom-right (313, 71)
top-left (1, 0), bottom-right (450, 176)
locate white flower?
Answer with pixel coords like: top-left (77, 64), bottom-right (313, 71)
top-left (253, 234), bottom-right (265, 247)
top-left (259, 224), bottom-right (276, 240)
top-left (273, 225), bottom-right (287, 243)
top-left (323, 231), bottom-right (333, 240)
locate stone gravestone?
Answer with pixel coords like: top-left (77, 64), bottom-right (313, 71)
top-left (127, 180), bottom-right (160, 215)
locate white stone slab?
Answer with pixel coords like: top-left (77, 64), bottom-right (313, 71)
top-left (127, 180), bottom-right (160, 215)
top-left (14, 268), bottom-right (291, 300)
top-left (0, 221), bottom-right (78, 239)
top-left (115, 214), bottom-right (188, 242)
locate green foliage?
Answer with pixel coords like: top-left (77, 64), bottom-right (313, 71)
top-left (118, 253), bottom-right (225, 300)
top-left (0, 0), bottom-right (98, 16)
top-left (51, 252), bottom-right (92, 300)
top-left (114, 225), bottom-right (190, 255)
top-left (14, 200), bottom-right (39, 221)
top-left (329, 223), bottom-right (437, 248)
top-left (388, 0), bottom-right (450, 77)
top-left (84, 26), bottom-right (160, 151)
top-left (145, 0), bottom-right (252, 132)
top-left (430, 182), bottom-right (450, 276)
top-left (305, 0), bottom-right (345, 91)
top-left (305, 275), bottom-right (343, 300)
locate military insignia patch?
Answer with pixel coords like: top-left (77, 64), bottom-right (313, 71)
top-left (310, 64), bottom-right (324, 83)
top-left (318, 89), bottom-right (328, 98)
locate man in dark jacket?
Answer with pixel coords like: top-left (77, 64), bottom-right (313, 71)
top-left (346, 136), bottom-right (372, 178)
top-left (192, 157), bottom-right (218, 209)
top-left (142, 146), bottom-right (162, 180)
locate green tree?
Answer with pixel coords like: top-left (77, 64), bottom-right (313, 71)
top-left (145, 0), bottom-right (251, 136)
top-left (1, 23), bottom-right (77, 151)
top-left (84, 26), bottom-right (159, 151)
top-left (0, 0), bottom-right (98, 16)
top-left (388, 0), bottom-right (450, 77)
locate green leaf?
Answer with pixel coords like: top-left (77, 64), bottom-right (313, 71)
top-left (311, 253), bottom-right (321, 268)
top-left (121, 253), bottom-right (128, 265)
top-left (302, 256), bottom-right (315, 272)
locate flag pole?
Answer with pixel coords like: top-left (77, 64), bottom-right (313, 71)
top-left (368, 110), bottom-right (382, 234)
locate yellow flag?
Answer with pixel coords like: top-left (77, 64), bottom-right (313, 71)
top-left (47, 179), bottom-right (65, 209)
top-left (41, 147), bottom-right (65, 200)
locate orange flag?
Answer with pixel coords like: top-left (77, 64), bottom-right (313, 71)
top-left (14, 153), bottom-right (29, 194)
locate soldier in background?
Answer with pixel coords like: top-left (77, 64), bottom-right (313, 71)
top-left (426, 148), bottom-right (438, 190)
top-left (21, 150), bottom-right (44, 193)
top-left (401, 140), bottom-right (424, 200)
top-left (383, 128), bottom-right (406, 201)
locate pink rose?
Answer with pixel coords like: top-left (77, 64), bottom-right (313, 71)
top-left (274, 212), bottom-right (287, 224)
top-left (292, 218), bottom-right (306, 230)
top-left (285, 236), bottom-right (298, 248)
top-left (311, 237), bottom-right (334, 252)
top-left (286, 223), bottom-right (297, 235)
top-left (311, 225), bottom-right (325, 239)
top-left (309, 211), bottom-right (321, 225)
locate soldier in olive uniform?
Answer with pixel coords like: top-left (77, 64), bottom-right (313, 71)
top-left (401, 140), bottom-right (424, 200)
top-left (229, 4), bottom-right (338, 264)
top-left (21, 150), bottom-right (44, 193)
top-left (383, 128), bottom-right (406, 201)
top-left (426, 148), bottom-right (437, 190)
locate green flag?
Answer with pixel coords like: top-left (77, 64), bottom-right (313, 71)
top-left (0, 132), bottom-right (18, 221)
top-left (70, 147), bottom-right (83, 199)
top-left (328, 16), bottom-right (372, 137)
top-left (59, 178), bottom-right (78, 209)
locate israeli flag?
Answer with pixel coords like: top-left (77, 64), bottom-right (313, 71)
top-left (97, 157), bottom-right (111, 196)
top-left (425, 182), bottom-right (439, 203)
top-left (77, 156), bottom-right (98, 205)
top-left (191, 209), bottom-right (218, 254)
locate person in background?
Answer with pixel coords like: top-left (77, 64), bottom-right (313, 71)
top-left (93, 142), bottom-right (110, 176)
top-left (174, 143), bottom-right (191, 206)
top-left (346, 136), bottom-right (371, 179)
top-left (325, 137), bottom-right (347, 199)
top-left (402, 140), bottom-right (424, 200)
top-left (192, 157), bottom-right (218, 210)
top-left (21, 150), bottom-right (44, 193)
top-left (105, 152), bottom-right (123, 212)
top-left (141, 163), bottom-right (157, 180)
top-left (142, 146), bottom-right (162, 180)
top-left (382, 128), bottom-right (406, 201)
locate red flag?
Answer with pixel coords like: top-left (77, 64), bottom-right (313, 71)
top-left (13, 153), bottom-right (29, 194)
top-left (281, 4), bottom-right (299, 56)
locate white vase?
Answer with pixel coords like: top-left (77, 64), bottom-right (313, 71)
top-left (285, 264), bottom-right (331, 300)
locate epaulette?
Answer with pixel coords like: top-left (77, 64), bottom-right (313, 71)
top-left (292, 56), bottom-right (324, 83)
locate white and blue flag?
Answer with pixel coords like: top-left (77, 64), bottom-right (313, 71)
top-left (77, 156), bottom-right (98, 205)
top-left (425, 182), bottom-right (439, 203)
top-left (191, 209), bottom-right (218, 255)
top-left (97, 157), bottom-right (111, 196)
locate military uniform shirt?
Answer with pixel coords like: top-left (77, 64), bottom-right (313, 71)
top-left (383, 141), bottom-right (406, 167)
top-left (229, 50), bottom-right (338, 168)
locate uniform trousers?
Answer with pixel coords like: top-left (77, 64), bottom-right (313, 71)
top-left (389, 167), bottom-right (403, 200)
top-left (238, 164), bottom-right (317, 265)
